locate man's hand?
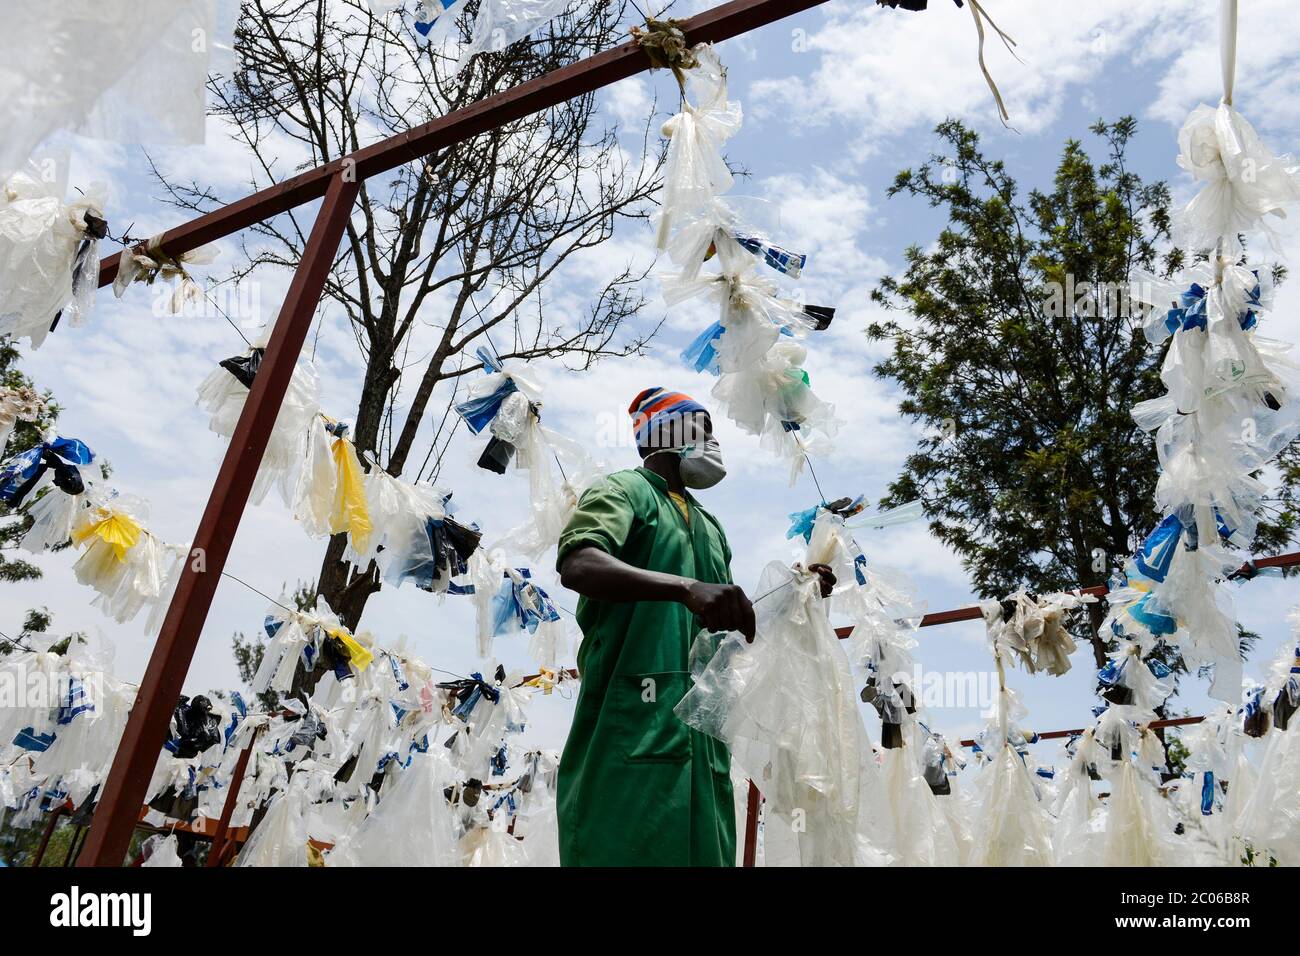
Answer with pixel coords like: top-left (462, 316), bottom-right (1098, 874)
top-left (808, 563), bottom-right (837, 599)
top-left (684, 581), bottom-right (757, 642)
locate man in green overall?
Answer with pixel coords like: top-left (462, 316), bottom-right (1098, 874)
top-left (554, 387), bottom-right (832, 866)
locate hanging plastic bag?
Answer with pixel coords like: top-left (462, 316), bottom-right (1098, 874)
top-left (965, 686), bottom-right (1054, 866)
top-left (0, 164), bottom-right (107, 349)
top-left (0, 386), bottom-right (45, 455)
top-left (453, 0), bottom-right (573, 73)
top-left (1175, 102), bottom-right (1300, 252)
top-left (676, 561), bottom-right (868, 866)
top-left (236, 776), bottom-right (312, 868)
top-left (653, 44), bottom-right (742, 250)
top-left (140, 833), bottom-right (183, 867)
top-left (196, 337), bottom-right (322, 507)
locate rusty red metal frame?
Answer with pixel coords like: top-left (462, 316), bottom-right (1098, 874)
top-left (205, 726), bottom-right (264, 867)
top-left (78, 173), bottom-right (361, 865)
top-left (77, 0), bottom-right (842, 868)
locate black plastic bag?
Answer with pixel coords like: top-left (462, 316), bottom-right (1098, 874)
top-left (219, 348), bottom-right (266, 389)
top-left (170, 694), bottom-right (221, 758)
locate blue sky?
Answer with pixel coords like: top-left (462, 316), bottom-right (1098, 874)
top-left (7, 0), bottom-right (1300, 764)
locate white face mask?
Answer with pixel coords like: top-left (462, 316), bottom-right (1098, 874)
top-left (647, 437), bottom-right (727, 489)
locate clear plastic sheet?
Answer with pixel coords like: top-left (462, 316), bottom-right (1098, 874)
top-left (676, 560), bottom-right (868, 866)
top-left (0, 1), bottom-right (217, 182)
top-left (19, 477), bottom-right (84, 553)
top-left (1174, 705), bottom-right (1253, 862)
top-left (1231, 628), bottom-right (1300, 866)
top-left (236, 776), bottom-right (311, 867)
top-left (965, 687), bottom-right (1055, 866)
top-left (140, 833), bottom-right (183, 867)
top-left (878, 723), bottom-right (970, 866)
top-left (1233, 715), bottom-right (1299, 866)
top-left (78, 1), bottom-right (218, 150)
top-left (454, 0), bottom-right (573, 74)
top-left (1050, 729), bottom-right (1103, 866)
top-left (1087, 708), bottom-right (1189, 867)
top-left (462, 821), bottom-right (529, 867)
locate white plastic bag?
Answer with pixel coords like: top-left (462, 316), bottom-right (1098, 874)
top-left (0, 164), bottom-right (106, 348)
top-left (676, 561), bottom-right (867, 866)
top-left (1176, 103), bottom-right (1300, 252)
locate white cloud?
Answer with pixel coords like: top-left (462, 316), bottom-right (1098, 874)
top-left (749, 0), bottom-right (1199, 149)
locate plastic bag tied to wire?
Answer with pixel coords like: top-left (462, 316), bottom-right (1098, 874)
top-left (978, 588), bottom-right (1095, 678)
top-left (1175, 102), bottom-right (1300, 254)
top-left (965, 685), bottom-right (1055, 866)
top-left (1233, 622), bottom-right (1300, 865)
top-left (0, 435), bottom-right (92, 507)
top-left (0, 386), bottom-right (46, 454)
top-left (196, 332), bottom-right (323, 508)
top-left (469, 564), bottom-right (566, 666)
top-left (651, 43), bottom-right (742, 251)
top-left (345, 473), bottom-right (476, 594)
top-left (456, 348), bottom-right (600, 560)
top-left (0, 163), bottom-right (107, 349)
top-left (64, 488), bottom-right (175, 625)
top-left (712, 339), bottom-right (840, 485)
top-left (1087, 705), bottom-right (1190, 866)
top-left (293, 417), bottom-right (373, 554)
top-left (663, 197), bottom-right (809, 288)
top-left (113, 239), bottom-right (219, 314)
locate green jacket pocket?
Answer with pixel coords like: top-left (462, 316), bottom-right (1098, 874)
top-left (610, 670), bottom-right (691, 764)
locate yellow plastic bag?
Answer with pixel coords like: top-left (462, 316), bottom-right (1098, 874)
top-left (330, 627), bottom-right (374, 673)
top-left (72, 508), bottom-right (142, 561)
top-left (329, 434), bottom-right (372, 554)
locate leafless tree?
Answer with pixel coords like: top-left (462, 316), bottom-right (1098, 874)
top-left (152, 0), bottom-right (662, 629)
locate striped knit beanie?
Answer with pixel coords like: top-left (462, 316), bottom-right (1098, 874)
top-left (628, 387), bottom-right (708, 448)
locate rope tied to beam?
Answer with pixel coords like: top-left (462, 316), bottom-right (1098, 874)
top-left (631, 17), bottom-right (700, 94)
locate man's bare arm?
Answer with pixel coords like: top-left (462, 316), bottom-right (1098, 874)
top-left (559, 545), bottom-right (757, 640)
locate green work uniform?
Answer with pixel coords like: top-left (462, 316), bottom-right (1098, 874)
top-left (555, 466), bottom-right (736, 867)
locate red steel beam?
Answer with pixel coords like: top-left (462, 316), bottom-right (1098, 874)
top-left (94, 0), bottom-right (834, 288)
top-left (742, 780), bottom-right (761, 867)
top-left (205, 726), bottom-right (262, 867)
top-left (832, 549), bottom-right (1300, 639)
top-left (77, 173), bottom-right (362, 867)
top-left (957, 713), bottom-right (1209, 749)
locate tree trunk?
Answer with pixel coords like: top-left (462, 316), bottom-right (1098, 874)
top-left (316, 533), bottom-right (382, 631)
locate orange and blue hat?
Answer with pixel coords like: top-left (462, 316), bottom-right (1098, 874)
top-left (628, 387), bottom-right (708, 446)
